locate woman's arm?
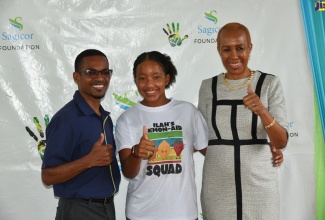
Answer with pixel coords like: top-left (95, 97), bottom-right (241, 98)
top-left (243, 81), bottom-right (288, 149)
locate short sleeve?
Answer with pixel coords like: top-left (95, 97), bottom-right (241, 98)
top-left (115, 114), bottom-right (133, 152)
top-left (267, 76), bottom-right (288, 131)
top-left (42, 116), bottom-right (76, 168)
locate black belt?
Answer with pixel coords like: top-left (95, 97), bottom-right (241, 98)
top-left (80, 196), bottom-right (114, 204)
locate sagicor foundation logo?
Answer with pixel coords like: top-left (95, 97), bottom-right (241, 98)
top-left (9, 17), bottom-right (23, 31)
top-left (204, 10), bottom-right (218, 24)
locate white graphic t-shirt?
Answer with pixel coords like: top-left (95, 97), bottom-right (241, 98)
top-left (115, 99), bottom-right (208, 220)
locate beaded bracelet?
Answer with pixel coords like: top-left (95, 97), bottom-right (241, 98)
top-left (265, 117), bottom-right (276, 129)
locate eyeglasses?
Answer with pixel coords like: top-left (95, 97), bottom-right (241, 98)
top-left (80, 69), bottom-right (113, 79)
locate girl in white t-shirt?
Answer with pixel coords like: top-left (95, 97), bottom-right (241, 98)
top-left (115, 51), bottom-right (208, 220)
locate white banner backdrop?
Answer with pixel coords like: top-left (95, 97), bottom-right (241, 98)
top-left (0, 0), bottom-right (315, 219)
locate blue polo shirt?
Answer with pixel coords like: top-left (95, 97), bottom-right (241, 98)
top-left (42, 91), bottom-right (121, 199)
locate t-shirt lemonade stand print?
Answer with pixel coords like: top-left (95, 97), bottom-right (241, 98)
top-left (146, 122), bottom-right (184, 177)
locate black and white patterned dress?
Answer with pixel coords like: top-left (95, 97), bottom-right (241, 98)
top-left (198, 71), bottom-right (288, 220)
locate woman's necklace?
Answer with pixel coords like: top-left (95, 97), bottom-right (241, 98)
top-left (223, 69), bottom-right (255, 90)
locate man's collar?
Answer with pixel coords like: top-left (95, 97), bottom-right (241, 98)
top-left (73, 91), bottom-right (110, 116)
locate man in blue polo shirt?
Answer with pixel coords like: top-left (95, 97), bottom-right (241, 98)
top-left (42, 49), bottom-right (121, 220)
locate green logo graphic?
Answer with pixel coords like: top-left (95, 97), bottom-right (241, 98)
top-left (163, 22), bottom-right (188, 47)
top-left (25, 115), bottom-right (50, 160)
top-left (9, 17), bottom-right (23, 31)
top-left (204, 10), bottom-right (218, 24)
top-left (113, 90), bottom-right (139, 110)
